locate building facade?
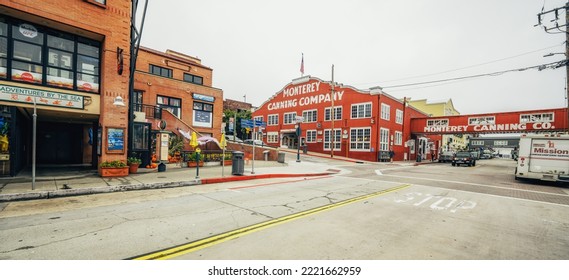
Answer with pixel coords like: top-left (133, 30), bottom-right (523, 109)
top-left (0, 0), bottom-right (131, 176)
top-left (0, 1), bottom-right (224, 176)
top-left (252, 76), bottom-right (431, 162)
top-left (131, 47), bottom-right (223, 166)
top-left (407, 98), bottom-right (467, 152)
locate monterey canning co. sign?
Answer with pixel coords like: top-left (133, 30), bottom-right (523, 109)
top-left (266, 81), bottom-right (344, 111)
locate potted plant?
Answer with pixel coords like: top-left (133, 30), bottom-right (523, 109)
top-left (99, 160), bottom-right (128, 177)
top-left (186, 152), bottom-right (204, 167)
top-left (127, 157), bottom-right (142, 174)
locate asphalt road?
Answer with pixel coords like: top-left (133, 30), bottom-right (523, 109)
top-left (0, 156), bottom-right (568, 260)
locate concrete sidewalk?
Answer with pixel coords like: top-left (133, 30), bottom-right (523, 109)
top-left (0, 155), bottom-right (343, 202)
top-left (0, 149), bottom-right (431, 202)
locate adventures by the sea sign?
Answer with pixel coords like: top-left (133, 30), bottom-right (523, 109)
top-left (0, 84), bottom-right (84, 109)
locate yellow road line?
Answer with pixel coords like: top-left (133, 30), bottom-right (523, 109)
top-left (133, 184), bottom-right (411, 260)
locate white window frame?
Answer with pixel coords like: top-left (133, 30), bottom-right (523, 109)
top-left (468, 116), bottom-right (495, 125)
top-left (306, 130), bottom-right (317, 143)
top-left (268, 114), bottom-right (279, 126)
top-left (395, 109), bottom-right (403, 124)
top-left (324, 129), bottom-right (341, 151)
top-left (380, 128), bottom-right (390, 151)
top-left (395, 131), bottom-right (403, 146)
top-left (325, 106), bottom-right (342, 121)
top-left (284, 112), bottom-right (297, 125)
top-left (381, 103), bottom-right (390, 121)
top-left (427, 119), bottom-right (449, 127)
top-left (267, 132), bottom-right (279, 143)
top-left (349, 127), bottom-right (372, 151)
top-left (351, 102), bottom-right (372, 119)
top-left (302, 109), bottom-right (318, 123)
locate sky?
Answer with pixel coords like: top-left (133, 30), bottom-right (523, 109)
top-left (138, 0), bottom-right (568, 115)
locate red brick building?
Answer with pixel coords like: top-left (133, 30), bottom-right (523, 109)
top-left (131, 47), bottom-right (223, 166)
top-left (252, 76), bottom-right (433, 162)
top-left (0, 0), bottom-right (131, 176)
top-left (0, 1), bottom-right (224, 176)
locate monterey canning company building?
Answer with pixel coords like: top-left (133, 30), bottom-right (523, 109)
top-left (0, 1), bottom-right (223, 176)
top-left (253, 76), bottom-right (436, 162)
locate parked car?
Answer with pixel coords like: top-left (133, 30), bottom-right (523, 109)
top-left (244, 139), bottom-right (264, 146)
top-left (438, 151), bottom-right (455, 163)
top-left (225, 135), bottom-right (243, 143)
top-left (452, 151), bottom-right (477, 167)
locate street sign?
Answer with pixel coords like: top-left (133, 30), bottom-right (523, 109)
top-left (254, 120), bottom-right (267, 127)
top-left (241, 119), bottom-right (253, 128)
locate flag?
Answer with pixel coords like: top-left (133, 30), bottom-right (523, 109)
top-left (300, 53), bottom-right (304, 76)
top-left (220, 133), bottom-right (227, 149)
top-left (190, 131), bottom-right (198, 148)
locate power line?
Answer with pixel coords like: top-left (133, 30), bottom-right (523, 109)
top-left (382, 60), bottom-right (566, 90)
top-left (353, 43), bottom-right (564, 87)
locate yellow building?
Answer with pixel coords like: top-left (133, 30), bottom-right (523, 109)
top-left (407, 99), bottom-right (467, 151)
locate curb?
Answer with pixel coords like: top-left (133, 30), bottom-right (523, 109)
top-left (0, 172), bottom-right (336, 202)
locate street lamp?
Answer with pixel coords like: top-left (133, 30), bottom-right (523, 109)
top-left (295, 123), bottom-right (301, 162)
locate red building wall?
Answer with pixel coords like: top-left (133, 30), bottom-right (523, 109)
top-left (253, 76), bottom-right (428, 162)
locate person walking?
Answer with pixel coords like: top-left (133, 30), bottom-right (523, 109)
top-left (389, 149), bottom-right (395, 163)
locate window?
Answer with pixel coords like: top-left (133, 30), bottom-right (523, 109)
top-left (520, 112), bottom-right (554, 123)
top-left (351, 102), bottom-right (372, 119)
top-left (133, 90), bottom-right (143, 112)
top-left (284, 112), bottom-right (297, 125)
top-left (267, 132), bottom-right (279, 143)
top-left (381, 103), bottom-right (390, 121)
top-left (468, 116), bottom-right (495, 125)
top-left (0, 20), bottom-right (7, 79)
top-left (427, 119), bottom-right (449, 126)
top-left (268, 114), bottom-right (279, 126)
top-left (150, 64), bottom-right (172, 78)
top-left (350, 128), bottom-right (371, 151)
top-left (306, 130), bottom-right (317, 143)
top-left (396, 109), bottom-right (403, 124)
top-left (471, 140), bottom-right (484, 146)
top-left (184, 73), bottom-right (203, 85)
top-left (302, 109), bottom-right (317, 123)
top-left (324, 129), bottom-right (341, 151)
top-left (395, 131), bottom-right (403, 145)
top-left (324, 106), bottom-right (342, 121)
top-left (380, 128), bottom-right (389, 151)
top-left (0, 17), bottom-right (101, 91)
top-left (254, 116), bottom-right (263, 123)
top-left (193, 101), bottom-right (213, 127)
top-left (494, 140), bottom-right (508, 146)
top-left (157, 95), bottom-right (181, 118)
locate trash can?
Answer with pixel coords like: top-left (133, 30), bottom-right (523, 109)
top-left (302, 145), bottom-right (307, 154)
top-left (277, 152), bottom-right (285, 163)
top-left (158, 162), bottom-right (166, 172)
top-left (232, 151), bottom-right (244, 175)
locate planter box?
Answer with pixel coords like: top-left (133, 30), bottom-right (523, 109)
top-left (222, 160), bottom-right (232, 166)
top-left (99, 167), bottom-right (129, 177)
top-left (187, 161), bottom-right (204, 168)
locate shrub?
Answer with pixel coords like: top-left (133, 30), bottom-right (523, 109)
top-left (100, 160), bottom-right (127, 168)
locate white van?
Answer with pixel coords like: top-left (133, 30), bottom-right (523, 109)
top-left (515, 134), bottom-right (569, 183)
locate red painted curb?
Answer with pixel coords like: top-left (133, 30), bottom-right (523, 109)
top-left (201, 172), bottom-right (335, 185)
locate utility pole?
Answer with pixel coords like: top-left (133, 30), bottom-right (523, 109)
top-left (537, 1), bottom-right (569, 133)
top-left (330, 64), bottom-right (335, 158)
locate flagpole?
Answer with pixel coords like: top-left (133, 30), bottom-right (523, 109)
top-left (300, 53), bottom-right (304, 77)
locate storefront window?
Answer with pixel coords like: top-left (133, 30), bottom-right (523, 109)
top-left (0, 16), bottom-right (101, 92)
top-left (193, 101), bottom-right (213, 128)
